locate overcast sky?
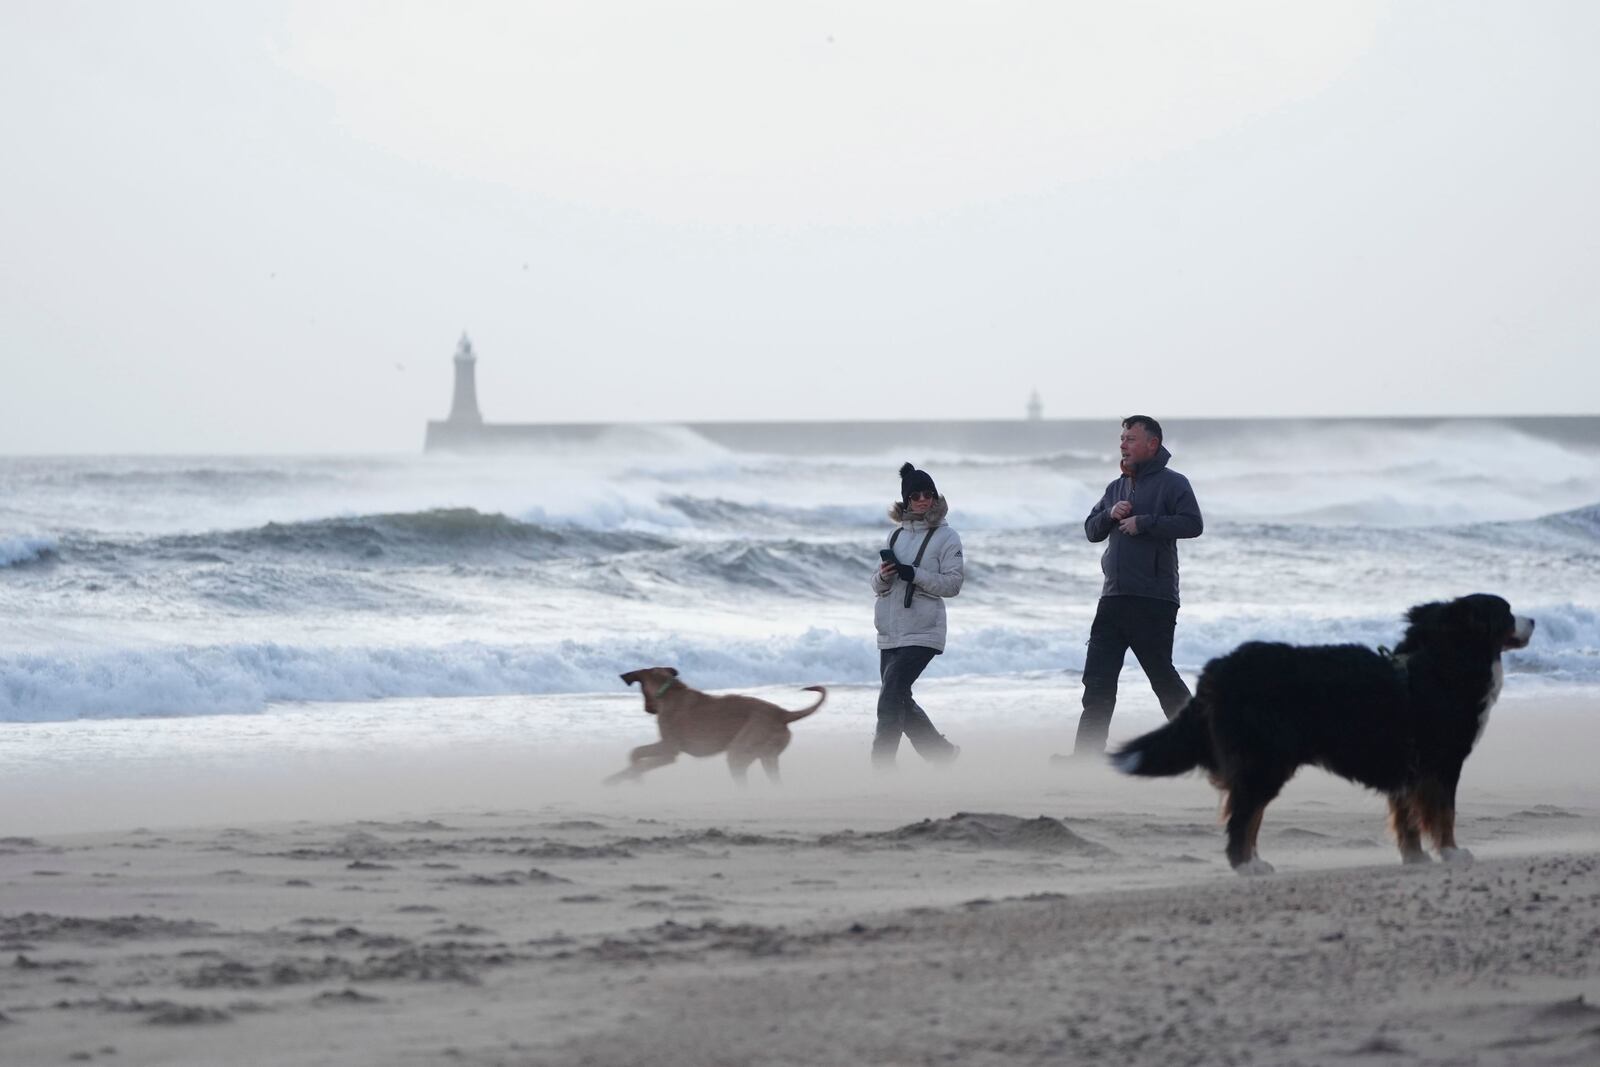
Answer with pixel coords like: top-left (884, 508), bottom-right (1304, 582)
top-left (3, 1), bottom-right (1597, 453)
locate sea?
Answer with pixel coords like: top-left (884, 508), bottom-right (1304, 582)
top-left (3, 417), bottom-right (1598, 750)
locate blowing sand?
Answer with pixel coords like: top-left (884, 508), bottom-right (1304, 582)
top-left (2, 687), bottom-right (1598, 1066)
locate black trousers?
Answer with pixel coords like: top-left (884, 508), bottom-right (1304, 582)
top-left (874, 646), bottom-right (957, 764)
top-left (1074, 595), bottom-right (1192, 755)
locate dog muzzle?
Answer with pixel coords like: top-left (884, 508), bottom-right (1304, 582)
top-left (1505, 615), bottom-right (1535, 650)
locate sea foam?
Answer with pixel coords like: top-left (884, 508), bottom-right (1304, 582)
top-left (4, 603), bottom-right (1593, 723)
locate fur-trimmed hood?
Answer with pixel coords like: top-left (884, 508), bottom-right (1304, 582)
top-left (888, 495), bottom-right (949, 527)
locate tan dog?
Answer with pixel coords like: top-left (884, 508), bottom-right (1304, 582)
top-left (607, 667), bottom-right (826, 785)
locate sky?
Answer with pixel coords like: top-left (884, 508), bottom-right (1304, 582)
top-left (2, 0), bottom-right (1597, 454)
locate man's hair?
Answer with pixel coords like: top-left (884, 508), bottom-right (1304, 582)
top-left (1122, 415), bottom-right (1163, 443)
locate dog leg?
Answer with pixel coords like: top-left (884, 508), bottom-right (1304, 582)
top-left (1416, 776), bottom-right (1472, 863)
top-left (1224, 777), bottom-right (1283, 875)
top-left (1388, 791), bottom-right (1431, 864)
top-left (604, 741), bottom-right (678, 785)
top-left (725, 737), bottom-right (757, 785)
top-left (1235, 809), bottom-right (1274, 876)
top-left (725, 721), bottom-right (779, 786)
top-left (1225, 797), bottom-right (1268, 873)
top-left (759, 733), bottom-right (791, 785)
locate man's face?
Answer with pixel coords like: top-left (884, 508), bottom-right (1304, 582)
top-left (1119, 424), bottom-right (1160, 466)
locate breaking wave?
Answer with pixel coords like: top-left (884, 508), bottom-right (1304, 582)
top-left (0, 536), bottom-right (58, 568)
top-left (55, 509), bottom-right (673, 567)
top-left (5, 602), bottom-right (1594, 722)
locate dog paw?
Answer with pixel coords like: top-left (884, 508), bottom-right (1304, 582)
top-left (1440, 846), bottom-right (1475, 864)
top-left (1233, 858), bottom-right (1276, 877)
top-left (1401, 850), bottom-right (1433, 865)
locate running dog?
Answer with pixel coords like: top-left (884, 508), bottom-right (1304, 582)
top-left (1112, 594), bottom-right (1535, 874)
top-left (606, 667), bottom-right (827, 785)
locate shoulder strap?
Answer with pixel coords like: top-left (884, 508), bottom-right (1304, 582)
top-left (888, 528), bottom-right (902, 550)
top-left (902, 528), bottom-right (937, 607)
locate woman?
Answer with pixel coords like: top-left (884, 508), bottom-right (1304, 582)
top-left (870, 462), bottom-right (963, 767)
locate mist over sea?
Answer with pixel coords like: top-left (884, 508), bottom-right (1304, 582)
top-left (2, 417), bottom-right (1598, 726)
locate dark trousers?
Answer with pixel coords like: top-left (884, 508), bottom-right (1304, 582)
top-left (1074, 596), bottom-right (1192, 755)
top-left (874, 646), bottom-right (957, 765)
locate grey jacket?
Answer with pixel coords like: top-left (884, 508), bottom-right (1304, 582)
top-left (871, 496), bottom-right (963, 652)
top-left (1084, 447), bottom-right (1203, 604)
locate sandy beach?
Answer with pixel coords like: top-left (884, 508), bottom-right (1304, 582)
top-left (8, 2), bottom-right (1600, 1062)
top-left (4, 685), bottom-right (1598, 1066)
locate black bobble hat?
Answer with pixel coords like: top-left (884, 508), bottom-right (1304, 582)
top-left (899, 462), bottom-right (937, 502)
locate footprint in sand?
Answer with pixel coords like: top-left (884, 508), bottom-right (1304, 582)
top-left (1513, 805), bottom-right (1580, 819)
top-left (313, 988), bottom-right (383, 1006)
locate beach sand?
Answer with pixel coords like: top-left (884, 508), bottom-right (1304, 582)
top-left (3, 687), bottom-right (1598, 1066)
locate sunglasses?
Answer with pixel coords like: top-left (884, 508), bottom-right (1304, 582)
top-left (907, 490), bottom-right (936, 502)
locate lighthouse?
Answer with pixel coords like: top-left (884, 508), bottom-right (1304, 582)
top-left (447, 333), bottom-right (484, 425)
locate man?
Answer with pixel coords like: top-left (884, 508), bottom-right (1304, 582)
top-left (1064, 415), bottom-right (1203, 760)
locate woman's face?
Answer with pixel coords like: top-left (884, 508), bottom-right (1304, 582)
top-left (908, 490), bottom-right (936, 515)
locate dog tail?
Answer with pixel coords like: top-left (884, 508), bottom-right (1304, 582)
top-left (1109, 697), bottom-right (1209, 777)
top-left (783, 685), bottom-right (827, 723)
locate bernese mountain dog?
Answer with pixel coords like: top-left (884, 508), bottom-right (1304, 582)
top-left (1111, 594), bottom-right (1535, 875)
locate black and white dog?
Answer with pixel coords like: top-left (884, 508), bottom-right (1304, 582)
top-left (1112, 594), bottom-right (1535, 875)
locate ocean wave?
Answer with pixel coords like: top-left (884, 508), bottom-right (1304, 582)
top-left (660, 495), bottom-right (883, 529)
top-left (1530, 501), bottom-right (1600, 538)
top-left (184, 565), bottom-right (456, 613)
top-left (652, 540), bottom-right (872, 595)
top-left (62, 509), bottom-right (673, 567)
top-left (907, 448), bottom-right (1109, 470)
top-left (4, 602), bottom-right (1593, 722)
top-left (1440, 500), bottom-right (1600, 554)
top-left (0, 535), bottom-right (58, 568)
top-left (73, 466), bottom-right (336, 488)
top-left (0, 632), bottom-right (878, 722)
top-left (9, 462), bottom-right (347, 491)
top-left (1019, 498), bottom-right (1600, 554)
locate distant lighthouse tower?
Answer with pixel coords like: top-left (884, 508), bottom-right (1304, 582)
top-left (1026, 388), bottom-right (1043, 421)
top-left (448, 333), bottom-right (483, 425)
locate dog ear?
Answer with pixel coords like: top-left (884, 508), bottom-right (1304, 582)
top-left (1455, 595), bottom-right (1512, 642)
top-left (1405, 601), bottom-right (1447, 629)
top-left (1397, 600), bottom-right (1448, 652)
top-left (620, 671), bottom-right (642, 687)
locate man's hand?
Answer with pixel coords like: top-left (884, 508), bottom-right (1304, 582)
top-left (1110, 500), bottom-right (1133, 521)
top-left (1118, 515), bottom-right (1141, 536)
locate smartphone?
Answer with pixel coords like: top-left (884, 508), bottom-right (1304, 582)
top-left (879, 549), bottom-right (897, 563)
